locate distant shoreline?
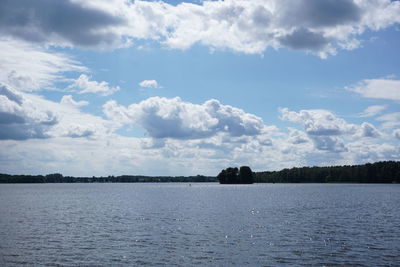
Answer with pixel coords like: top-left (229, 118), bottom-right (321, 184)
top-left (0, 182), bottom-right (398, 185)
top-left (1, 161), bottom-right (399, 184)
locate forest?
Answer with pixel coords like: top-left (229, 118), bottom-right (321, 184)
top-left (0, 161), bottom-right (398, 183)
top-left (255, 161), bottom-right (400, 183)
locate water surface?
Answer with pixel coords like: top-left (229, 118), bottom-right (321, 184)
top-left (0, 183), bottom-right (399, 266)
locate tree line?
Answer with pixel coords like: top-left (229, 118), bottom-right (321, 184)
top-left (0, 173), bottom-right (217, 183)
top-left (0, 161), bottom-right (399, 183)
top-left (254, 161), bottom-right (400, 183)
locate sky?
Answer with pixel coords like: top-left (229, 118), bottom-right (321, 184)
top-left (0, 0), bottom-right (399, 176)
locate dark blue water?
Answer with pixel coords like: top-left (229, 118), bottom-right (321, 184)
top-left (0, 183), bottom-right (399, 266)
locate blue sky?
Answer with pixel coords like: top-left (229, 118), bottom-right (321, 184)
top-left (0, 0), bottom-right (399, 176)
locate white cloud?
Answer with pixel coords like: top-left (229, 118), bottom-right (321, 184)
top-left (349, 79), bottom-right (400, 101)
top-left (279, 108), bottom-right (357, 136)
top-left (0, 83), bottom-right (113, 140)
top-left (103, 96), bottom-right (267, 139)
top-left (358, 122), bottom-right (381, 138)
top-left (346, 141), bottom-right (400, 163)
top-left (60, 95), bottom-right (89, 107)
top-left (358, 105), bottom-right (387, 117)
top-left (71, 74), bottom-right (119, 96)
top-left (31, 94), bottom-right (115, 139)
top-left (0, 39), bottom-right (86, 91)
top-left (279, 107), bottom-right (389, 153)
top-left (139, 80), bottom-right (161, 88)
top-left (0, 83), bottom-right (57, 140)
top-left (311, 136), bottom-right (347, 153)
top-left (288, 128), bottom-right (310, 144)
top-left (376, 112), bottom-right (400, 129)
top-left (1, 0), bottom-right (400, 57)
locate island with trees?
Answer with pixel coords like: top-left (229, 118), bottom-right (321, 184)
top-left (0, 161), bottom-right (399, 184)
top-left (217, 166), bottom-right (254, 184)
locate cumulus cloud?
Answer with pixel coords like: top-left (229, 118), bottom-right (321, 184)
top-left (60, 95), bottom-right (89, 107)
top-left (0, 83), bottom-right (113, 140)
top-left (0, 39), bottom-right (86, 91)
top-left (358, 105), bottom-right (387, 117)
top-left (311, 136), bottom-right (347, 153)
top-left (34, 94), bottom-right (115, 139)
top-left (103, 96), bottom-right (266, 139)
top-left (139, 80), bottom-right (161, 88)
top-left (71, 74), bottom-right (119, 96)
top-left (348, 79), bottom-right (400, 101)
top-left (358, 122), bottom-right (381, 138)
top-left (159, 0), bottom-right (400, 57)
top-left (279, 108), bottom-right (357, 136)
top-left (0, 84), bottom-right (57, 140)
top-left (279, 107), bottom-right (388, 153)
top-left (288, 128), bottom-right (310, 144)
top-left (1, 0), bottom-right (400, 57)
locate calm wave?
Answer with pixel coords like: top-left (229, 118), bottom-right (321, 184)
top-left (1, 183), bottom-right (399, 266)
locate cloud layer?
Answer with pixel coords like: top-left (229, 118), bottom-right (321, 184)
top-left (0, 88), bottom-right (398, 176)
top-left (1, 0), bottom-right (400, 56)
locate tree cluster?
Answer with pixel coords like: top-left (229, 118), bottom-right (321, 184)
top-left (217, 166), bottom-right (254, 184)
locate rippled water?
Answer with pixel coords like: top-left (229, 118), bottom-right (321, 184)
top-left (0, 183), bottom-right (399, 266)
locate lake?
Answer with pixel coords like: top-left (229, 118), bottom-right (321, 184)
top-left (0, 183), bottom-right (399, 266)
